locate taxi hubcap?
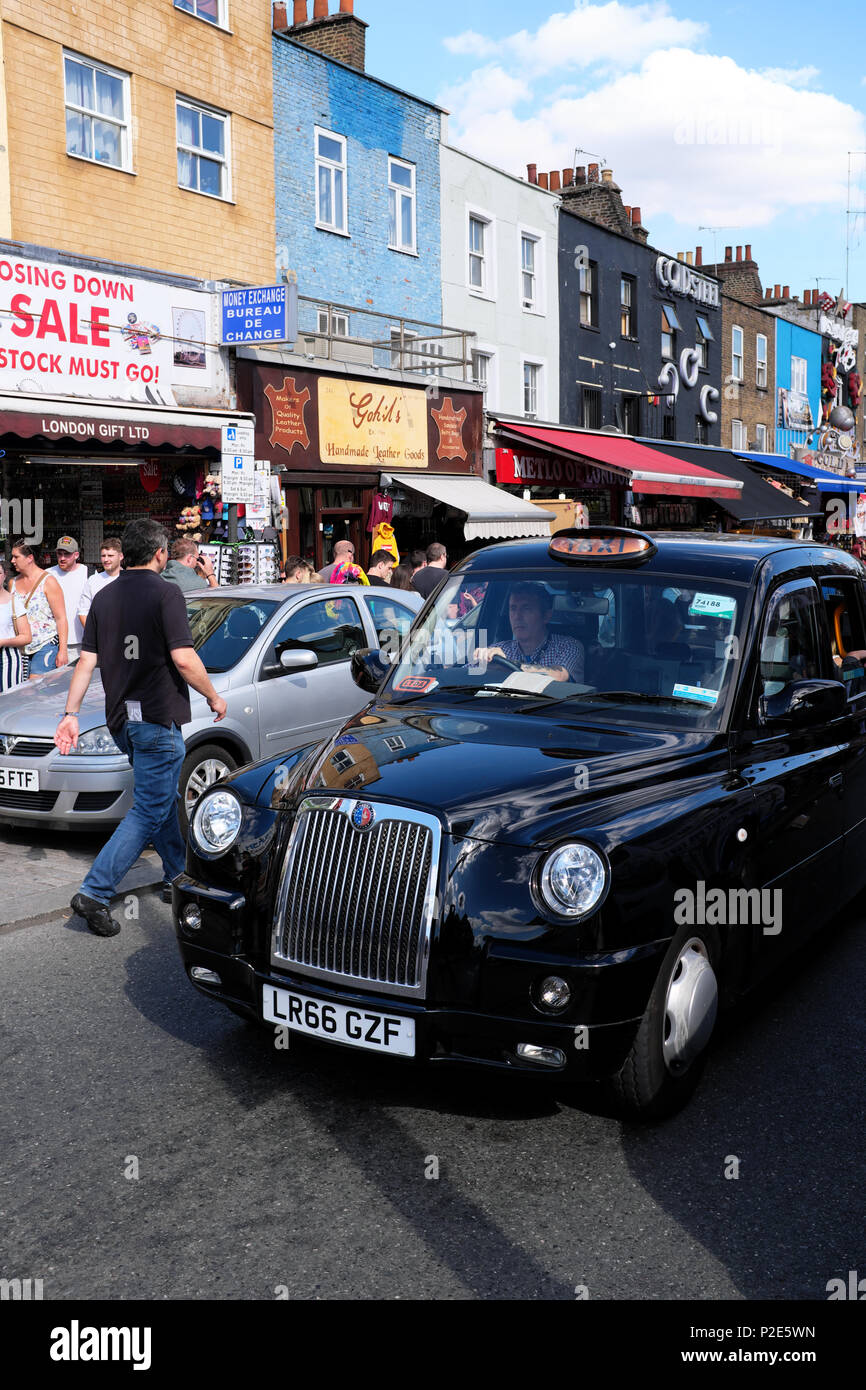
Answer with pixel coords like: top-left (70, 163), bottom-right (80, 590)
top-left (662, 938), bottom-right (718, 1074)
top-left (185, 758), bottom-right (231, 811)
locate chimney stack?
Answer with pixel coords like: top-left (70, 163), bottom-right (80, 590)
top-left (575, 166), bottom-right (586, 183)
top-left (562, 168), bottom-right (574, 186)
top-left (735, 246), bottom-right (743, 261)
top-left (527, 163), bottom-right (537, 185)
top-left (686, 251), bottom-right (694, 266)
top-left (725, 246), bottom-right (732, 262)
top-left (624, 205), bottom-right (631, 220)
top-left (549, 170), bottom-right (561, 192)
top-left (339, 0), bottom-right (354, 10)
top-left (601, 168), bottom-right (613, 184)
top-left (774, 284), bottom-right (781, 299)
top-left (273, 1), bottom-right (288, 26)
top-left (783, 285), bottom-right (790, 299)
top-left (695, 246), bottom-right (703, 266)
top-left (538, 171), bottom-right (549, 190)
top-left (313, 0), bottom-right (327, 15)
top-left (804, 289), bottom-right (811, 305)
top-left (745, 243), bottom-right (752, 261)
top-left (289, 0), bottom-right (368, 70)
top-left (631, 207), bottom-right (641, 226)
top-left (292, 0), bottom-right (306, 21)
top-left (588, 163), bottom-right (599, 182)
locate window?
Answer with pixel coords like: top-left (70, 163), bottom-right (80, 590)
top-left (620, 394), bottom-right (640, 436)
top-left (521, 234), bottom-right (539, 310)
top-left (758, 581), bottom-right (823, 705)
top-left (732, 326), bottom-right (744, 382)
top-left (755, 423), bottom-right (769, 452)
top-left (696, 315), bottom-right (713, 369)
top-left (523, 361), bottom-right (542, 419)
top-left (64, 52), bottom-right (130, 170)
top-left (791, 355), bottom-right (808, 395)
top-left (695, 416), bottom-right (708, 444)
top-left (331, 749), bottom-right (355, 775)
top-left (582, 387), bottom-right (602, 430)
top-left (388, 157), bottom-right (416, 253)
top-left (384, 735), bottom-right (407, 753)
top-left (579, 262), bottom-right (597, 327)
top-left (365, 595), bottom-right (417, 643)
top-left (821, 578), bottom-right (866, 700)
top-left (731, 419), bottom-right (747, 450)
top-left (472, 350), bottom-right (493, 397)
top-left (756, 334), bottom-right (768, 389)
top-left (661, 303), bottom-right (680, 360)
top-left (177, 97), bottom-right (230, 199)
top-left (390, 327), bottom-right (417, 369)
top-left (620, 277), bottom-right (635, 337)
top-left (174, 0), bottom-right (226, 26)
top-left (315, 127), bottom-right (347, 233)
top-left (469, 215), bottom-right (489, 293)
top-left (662, 413), bottom-right (676, 440)
top-left (318, 308), bottom-right (349, 339)
top-left (264, 597), bottom-right (365, 674)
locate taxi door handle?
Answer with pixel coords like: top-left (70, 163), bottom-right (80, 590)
top-left (829, 772), bottom-right (843, 791)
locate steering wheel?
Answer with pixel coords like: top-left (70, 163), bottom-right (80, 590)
top-left (484, 654), bottom-right (522, 673)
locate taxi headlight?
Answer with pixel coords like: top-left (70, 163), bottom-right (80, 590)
top-left (192, 790), bottom-right (243, 856)
top-left (538, 843), bottom-right (609, 921)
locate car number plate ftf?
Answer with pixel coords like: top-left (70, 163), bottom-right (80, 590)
top-left (0, 767), bottom-right (39, 791)
top-left (263, 986), bottom-right (416, 1057)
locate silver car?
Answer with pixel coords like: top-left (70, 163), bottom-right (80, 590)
top-left (0, 583), bottom-right (421, 831)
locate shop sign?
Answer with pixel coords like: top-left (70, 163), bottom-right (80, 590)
top-left (138, 460), bottom-right (161, 493)
top-left (819, 314), bottom-right (859, 373)
top-left (495, 447), bottom-right (622, 489)
top-left (655, 256), bottom-right (720, 307)
top-left (432, 398), bottom-right (468, 461)
top-left (220, 283), bottom-right (297, 346)
top-left (318, 378), bottom-right (428, 469)
top-left (0, 250), bottom-right (227, 407)
top-left (264, 377), bottom-right (311, 455)
top-left (778, 388), bottom-right (814, 431)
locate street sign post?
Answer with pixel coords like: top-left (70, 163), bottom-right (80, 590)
top-left (220, 283), bottom-right (298, 346)
top-left (221, 422), bottom-right (256, 504)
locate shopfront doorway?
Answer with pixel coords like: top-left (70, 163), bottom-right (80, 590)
top-left (319, 507), bottom-right (365, 572)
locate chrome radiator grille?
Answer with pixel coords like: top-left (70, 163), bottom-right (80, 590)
top-left (271, 797), bottom-right (440, 998)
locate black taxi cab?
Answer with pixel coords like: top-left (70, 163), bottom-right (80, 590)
top-left (172, 529), bottom-right (866, 1118)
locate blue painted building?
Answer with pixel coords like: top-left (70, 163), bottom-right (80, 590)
top-left (272, 9), bottom-right (446, 364)
top-left (774, 317), bottom-right (822, 460)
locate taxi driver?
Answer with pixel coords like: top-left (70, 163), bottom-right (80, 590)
top-left (473, 583), bottom-right (584, 683)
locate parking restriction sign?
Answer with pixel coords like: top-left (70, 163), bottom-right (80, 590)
top-left (221, 423), bottom-right (256, 502)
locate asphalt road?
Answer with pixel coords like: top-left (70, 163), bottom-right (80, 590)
top-left (1, 897), bottom-right (864, 1301)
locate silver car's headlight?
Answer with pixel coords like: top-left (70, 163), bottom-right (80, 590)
top-left (537, 843), bottom-right (609, 921)
top-left (71, 725), bottom-right (122, 756)
top-left (192, 790), bottom-right (243, 856)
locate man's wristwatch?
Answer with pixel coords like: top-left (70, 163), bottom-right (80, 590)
top-left (63, 710), bottom-right (79, 717)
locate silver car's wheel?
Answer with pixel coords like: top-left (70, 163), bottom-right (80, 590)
top-left (179, 744), bottom-right (239, 834)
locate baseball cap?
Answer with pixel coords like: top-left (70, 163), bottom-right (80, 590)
top-left (56, 536), bottom-right (79, 553)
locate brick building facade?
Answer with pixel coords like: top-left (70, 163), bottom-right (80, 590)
top-left (0, 0), bottom-right (275, 283)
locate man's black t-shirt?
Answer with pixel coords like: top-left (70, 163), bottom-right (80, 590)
top-left (82, 570), bottom-right (194, 735)
top-left (412, 566), bottom-right (448, 599)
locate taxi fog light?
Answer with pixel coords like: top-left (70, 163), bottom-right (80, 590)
top-left (190, 966), bottom-right (221, 986)
top-left (534, 976), bottom-right (571, 1013)
top-left (182, 904), bottom-right (202, 931)
top-left (538, 842), bottom-right (608, 920)
top-left (516, 1043), bottom-right (567, 1069)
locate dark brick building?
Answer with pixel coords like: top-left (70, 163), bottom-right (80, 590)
top-left (697, 244), bottom-right (777, 453)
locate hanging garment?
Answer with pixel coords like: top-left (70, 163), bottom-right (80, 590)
top-left (368, 494), bottom-right (394, 531)
top-left (371, 521), bottom-right (399, 562)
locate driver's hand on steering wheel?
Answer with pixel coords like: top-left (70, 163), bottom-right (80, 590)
top-left (471, 645), bottom-right (506, 666)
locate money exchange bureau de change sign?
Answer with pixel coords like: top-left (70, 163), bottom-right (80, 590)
top-left (221, 283), bottom-right (297, 345)
top-left (221, 422), bottom-right (256, 502)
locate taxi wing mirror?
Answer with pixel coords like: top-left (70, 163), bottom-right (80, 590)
top-left (760, 679), bottom-right (847, 727)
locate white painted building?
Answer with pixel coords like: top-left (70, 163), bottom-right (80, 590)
top-left (440, 144), bottom-right (560, 431)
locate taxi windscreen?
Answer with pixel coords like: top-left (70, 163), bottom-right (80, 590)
top-left (387, 572), bottom-right (745, 726)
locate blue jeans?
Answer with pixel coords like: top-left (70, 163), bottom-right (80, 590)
top-left (80, 721), bottom-right (186, 905)
top-left (28, 641), bottom-right (58, 676)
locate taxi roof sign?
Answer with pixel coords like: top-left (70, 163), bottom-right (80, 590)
top-left (549, 527), bottom-right (658, 564)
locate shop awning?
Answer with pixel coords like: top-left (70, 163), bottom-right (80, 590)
top-left (737, 449), bottom-right (854, 486)
top-left (497, 423), bottom-right (742, 500)
top-left (0, 393), bottom-right (254, 453)
top-left (638, 442), bottom-right (818, 524)
top-left (389, 472), bottom-right (556, 540)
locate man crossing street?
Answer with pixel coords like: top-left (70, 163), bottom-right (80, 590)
top-left (54, 519), bottom-right (227, 938)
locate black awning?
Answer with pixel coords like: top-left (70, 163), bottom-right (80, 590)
top-left (637, 441), bottom-right (816, 524)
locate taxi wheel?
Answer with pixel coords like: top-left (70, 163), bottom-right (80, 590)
top-left (609, 924), bottom-right (720, 1121)
top-left (178, 743), bottom-right (238, 835)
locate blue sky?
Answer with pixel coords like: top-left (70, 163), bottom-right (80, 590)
top-left (358, 0), bottom-right (866, 300)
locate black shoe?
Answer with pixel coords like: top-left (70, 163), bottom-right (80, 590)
top-left (159, 881), bottom-right (174, 905)
top-left (71, 892), bottom-right (121, 938)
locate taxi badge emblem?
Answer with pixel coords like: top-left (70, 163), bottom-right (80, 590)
top-left (352, 802), bottom-right (375, 831)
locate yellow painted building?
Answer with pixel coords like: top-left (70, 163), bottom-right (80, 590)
top-left (0, 0), bottom-right (275, 283)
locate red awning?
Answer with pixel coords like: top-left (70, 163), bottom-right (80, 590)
top-left (0, 393), bottom-right (253, 453)
top-left (497, 424), bottom-right (742, 500)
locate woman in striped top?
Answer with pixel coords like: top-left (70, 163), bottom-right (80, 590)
top-left (0, 560), bottom-right (32, 692)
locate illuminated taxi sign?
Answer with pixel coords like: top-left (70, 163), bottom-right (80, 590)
top-left (549, 528), bottom-right (658, 564)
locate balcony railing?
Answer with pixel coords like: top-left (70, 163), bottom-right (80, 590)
top-left (291, 295), bottom-right (476, 380)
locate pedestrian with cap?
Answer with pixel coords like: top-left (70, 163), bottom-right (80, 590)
top-left (48, 536), bottom-right (89, 662)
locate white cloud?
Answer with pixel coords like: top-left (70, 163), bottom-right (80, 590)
top-left (439, 65), bottom-right (533, 125)
top-left (444, 46), bottom-right (865, 230)
top-left (444, 2), bottom-right (706, 77)
top-left (760, 65), bottom-right (820, 87)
